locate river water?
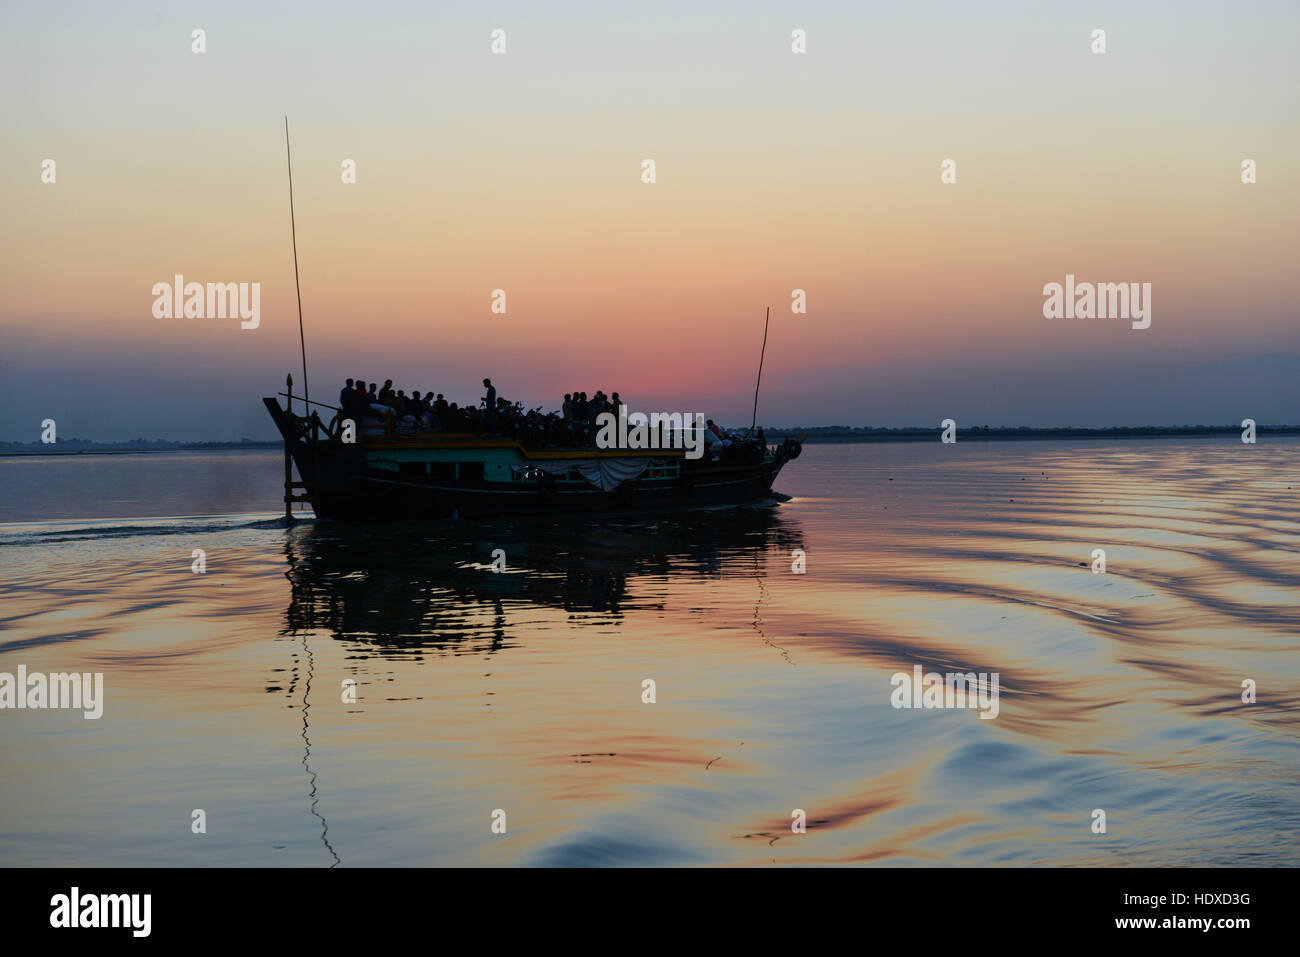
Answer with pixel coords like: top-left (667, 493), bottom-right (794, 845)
top-left (0, 439), bottom-right (1296, 866)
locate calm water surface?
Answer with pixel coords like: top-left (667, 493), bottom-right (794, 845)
top-left (1, 440), bottom-right (1297, 866)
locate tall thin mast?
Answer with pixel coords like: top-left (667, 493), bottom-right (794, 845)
top-left (751, 306), bottom-right (770, 432)
top-left (284, 116), bottom-right (309, 407)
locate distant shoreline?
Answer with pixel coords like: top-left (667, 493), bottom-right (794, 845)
top-left (2, 425), bottom-right (1295, 456)
top-left (0, 442), bottom-right (283, 457)
top-left (769, 425), bottom-right (1300, 444)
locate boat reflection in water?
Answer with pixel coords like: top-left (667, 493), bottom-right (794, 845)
top-left (275, 504), bottom-right (805, 865)
top-left (279, 504), bottom-right (805, 654)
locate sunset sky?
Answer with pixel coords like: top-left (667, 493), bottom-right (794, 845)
top-left (2, 0), bottom-right (1296, 441)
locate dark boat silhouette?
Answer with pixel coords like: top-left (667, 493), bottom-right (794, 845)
top-left (263, 387), bottom-right (803, 521)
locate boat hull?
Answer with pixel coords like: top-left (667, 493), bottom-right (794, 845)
top-left (264, 398), bottom-right (795, 521)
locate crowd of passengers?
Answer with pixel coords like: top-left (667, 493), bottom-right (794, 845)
top-left (336, 377), bottom-right (766, 456)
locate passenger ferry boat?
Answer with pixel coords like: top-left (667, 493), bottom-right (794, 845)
top-left (266, 125), bottom-right (800, 521)
top-left (263, 380), bottom-right (803, 521)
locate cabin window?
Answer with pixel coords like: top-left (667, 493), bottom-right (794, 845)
top-left (398, 462), bottom-right (426, 478)
top-left (428, 462), bottom-right (455, 482)
top-left (457, 462), bottom-right (485, 483)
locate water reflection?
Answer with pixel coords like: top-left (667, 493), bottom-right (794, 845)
top-left (296, 625), bottom-right (341, 867)
top-left (279, 506), bottom-right (805, 654)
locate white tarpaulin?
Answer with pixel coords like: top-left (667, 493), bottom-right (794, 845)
top-left (511, 457), bottom-right (660, 492)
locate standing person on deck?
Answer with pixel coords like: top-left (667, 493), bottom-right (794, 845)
top-left (587, 391), bottom-right (607, 442)
top-left (482, 378), bottom-right (497, 435)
